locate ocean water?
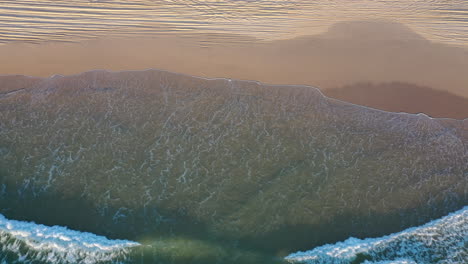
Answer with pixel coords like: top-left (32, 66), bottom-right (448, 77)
top-left (1, 1), bottom-right (467, 263)
top-left (286, 206), bottom-right (468, 264)
top-left (0, 214), bottom-right (138, 263)
top-left (1, 207), bottom-right (466, 263)
top-left (0, 0), bottom-right (468, 47)
top-left (0, 70), bottom-right (466, 263)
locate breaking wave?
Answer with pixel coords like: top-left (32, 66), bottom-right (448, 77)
top-left (285, 206), bottom-right (467, 264)
top-left (0, 214), bottom-right (139, 264)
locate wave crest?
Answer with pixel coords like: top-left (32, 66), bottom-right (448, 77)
top-left (286, 207), bottom-right (468, 264)
top-left (0, 214), bottom-right (139, 264)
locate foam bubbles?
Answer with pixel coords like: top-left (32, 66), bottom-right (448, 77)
top-left (286, 207), bottom-right (467, 264)
top-left (0, 214), bottom-right (139, 264)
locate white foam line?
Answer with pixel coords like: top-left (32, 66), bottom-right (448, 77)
top-left (286, 206), bottom-right (468, 264)
top-left (0, 214), bottom-right (139, 263)
top-left (2, 68), bottom-right (466, 121)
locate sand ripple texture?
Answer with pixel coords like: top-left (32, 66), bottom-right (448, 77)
top-left (1, 0), bottom-right (468, 46)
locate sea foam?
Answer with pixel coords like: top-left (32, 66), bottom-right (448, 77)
top-left (0, 214), bottom-right (139, 264)
top-left (286, 206), bottom-right (467, 264)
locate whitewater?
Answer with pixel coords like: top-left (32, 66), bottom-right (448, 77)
top-left (0, 214), bottom-right (139, 264)
top-left (0, 207), bottom-right (466, 263)
top-left (286, 206), bottom-right (467, 264)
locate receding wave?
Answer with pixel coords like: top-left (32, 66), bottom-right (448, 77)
top-left (0, 214), bottom-right (139, 264)
top-left (286, 206), bottom-right (468, 264)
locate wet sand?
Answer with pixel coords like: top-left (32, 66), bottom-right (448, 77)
top-left (1, 20), bottom-right (467, 98)
top-left (323, 82), bottom-right (468, 119)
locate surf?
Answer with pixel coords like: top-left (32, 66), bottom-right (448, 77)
top-left (0, 214), bottom-right (139, 264)
top-left (286, 206), bottom-right (468, 264)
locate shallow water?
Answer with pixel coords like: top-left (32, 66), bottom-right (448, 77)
top-left (1, 0), bottom-right (468, 47)
top-left (2, 207), bottom-right (466, 263)
top-left (286, 206), bottom-right (468, 264)
top-left (1, 1), bottom-right (467, 263)
top-left (0, 69), bottom-right (466, 263)
top-left (0, 213), bottom-right (138, 263)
